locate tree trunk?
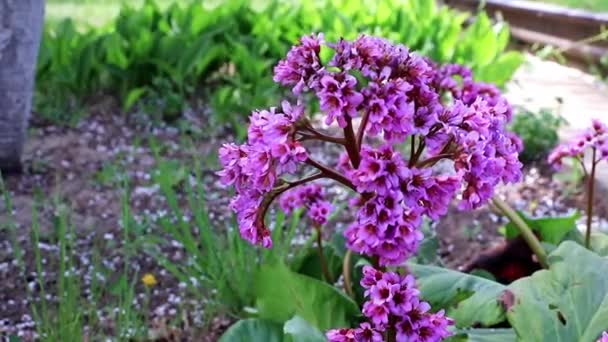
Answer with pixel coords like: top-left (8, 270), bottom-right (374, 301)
top-left (0, 0), bottom-right (44, 172)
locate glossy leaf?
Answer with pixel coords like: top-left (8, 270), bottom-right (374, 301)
top-left (506, 241), bottom-right (608, 341)
top-left (409, 263), bottom-right (507, 327)
top-left (283, 316), bottom-right (327, 342)
top-left (255, 261), bottom-right (359, 331)
top-left (448, 328), bottom-right (516, 342)
top-left (503, 211), bottom-right (579, 244)
top-left (219, 319), bottom-right (283, 342)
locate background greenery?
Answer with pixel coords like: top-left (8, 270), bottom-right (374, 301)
top-left (39, 0), bottom-right (523, 136)
top-left (529, 0), bottom-right (608, 12)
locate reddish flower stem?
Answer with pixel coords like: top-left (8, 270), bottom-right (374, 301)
top-left (356, 111), bottom-right (370, 152)
top-left (297, 126), bottom-right (347, 145)
top-left (409, 139), bottom-right (426, 167)
top-left (306, 158), bottom-right (357, 191)
top-left (585, 148), bottom-right (597, 249)
top-left (344, 117), bottom-right (361, 169)
top-left (256, 173), bottom-right (325, 226)
top-left (416, 153), bottom-right (454, 168)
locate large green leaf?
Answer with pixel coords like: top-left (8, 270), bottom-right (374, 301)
top-left (448, 328), bottom-right (516, 342)
top-left (283, 316), bottom-right (327, 342)
top-left (590, 232), bottom-right (608, 256)
top-left (219, 319), bottom-right (284, 342)
top-left (255, 262), bottom-right (360, 331)
top-left (506, 241), bottom-right (608, 341)
top-left (503, 211), bottom-right (579, 244)
top-left (409, 263), bottom-right (506, 327)
top-left (291, 246), bottom-right (343, 283)
top-left (477, 51), bottom-right (524, 86)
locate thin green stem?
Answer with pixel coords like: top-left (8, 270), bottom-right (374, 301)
top-left (409, 135), bottom-right (416, 163)
top-left (585, 148), bottom-right (597, 249)
top-left (492, 197), bottom-right (548, 268)
top-left (315, 225), bottom-right (333, 283)
top-left (342, 250), bottom-right (354, 298)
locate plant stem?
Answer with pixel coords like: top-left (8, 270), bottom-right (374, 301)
top-left (342, 250), bottom-right (354, 298)
top-left (306, 158), bottom-right (357, 191)
top-left (344, 118), bottom-right (361, 169)
top-left (416, 153), bottom-right (454, 168)
top-left (409, 135), bottom-right (416, 163)
top-left (315, 225), bottom-right (333, 283)
top-left (585, 148), bottom-right (597, 249)
top-left (356, 111), bottom-right (370, 152)
top-left (297, 129), bottom-right (347, 145)
top-left (386, 327), bottom-right (396, 342)
top-left (492, 197), bottom-right (548, 268)
top-left (409, 138), bottom-right (426, 167)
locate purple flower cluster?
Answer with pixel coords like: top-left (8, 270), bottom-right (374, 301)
top-left (598, 331), bottom-right (608, 342)
top-left (429, 63), bottom-right (522, 210)
top-left (274, 33), bottom-right (325, 94)
top-left (548, 119), bottom-right (608, 169)
top-left (343, 145), bottom-right (460, 265)
top-left (327, 266), bottom-right (453, 342)
top-left (220, 33), bottom-right (521, 257)
top-left (279, 184), bottom-right (333, 226)
top-left (217, 102), bottom-right (308, 247)
top-left (219, 33), bottom-right (523, 341)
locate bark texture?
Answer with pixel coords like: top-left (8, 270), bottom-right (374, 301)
top-left (0, 0), bottom-right (44, 172)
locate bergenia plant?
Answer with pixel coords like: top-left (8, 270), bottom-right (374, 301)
top-left (548, 118), bottom-right (608, 248)
top-left (217, 33), bottom-right (523, 341)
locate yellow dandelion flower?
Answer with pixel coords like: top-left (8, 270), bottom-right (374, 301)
top-left (142, 273), bottom-right (158, 287)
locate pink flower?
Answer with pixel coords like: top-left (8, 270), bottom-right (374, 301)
top-left (549, 118), bottom-right (608, 168)
top-left (326, 328), bottom-right (356, 342)
top-left (318, 72), bottom-right (364, 127)
top-left (274, 33), bottom-right (324, 94)
top-left (308, 200), bottom-right (333, 226)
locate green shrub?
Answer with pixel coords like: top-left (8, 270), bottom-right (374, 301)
top-left (37, 0), bottom-right (524, 132)
top-left (510, 108), bottom-right (565, 163)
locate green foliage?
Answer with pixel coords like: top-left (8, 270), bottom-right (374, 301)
top-left (506, 241), bottom-right (608, 341)
top-left (510, 108), bottom-right (565, 163)
top-left (142, 157), bottom-right (264, 314)
top-left (501, 211), bottom-right (579, 244)
top-left (254, 261), bottom-right (360, 331)
top-left (219, 319), bottom-right (284, 342)
top-left (409, 263), bottom-right (507, 328)
top-left (283, 316), bottom-right (327, 342)
top-left (448, 328), bottom-right (516, 342)
top-left (590, 232), bottom-right (608, 256)
top-left (38, 0), bottom-right (522, 130)
top-left (528, 0), bottom-right (608, 12)
top-left (219, 316), bottom-right (325, 342)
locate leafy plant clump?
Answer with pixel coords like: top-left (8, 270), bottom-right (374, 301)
top-left (37, 0), bottom-right (523, 130)
top-left (509, 108), bottom-right (565, 163)
top-left (217, 33), bottom-right (522, 341)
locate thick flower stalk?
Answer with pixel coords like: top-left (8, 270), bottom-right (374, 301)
top-left (548, 119), bottom-right (607, 248)
top-left (217, 33), bottom-right (522, 341)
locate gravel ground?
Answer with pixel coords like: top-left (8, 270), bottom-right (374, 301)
top-left (1, 107), bottom-right (607, 340)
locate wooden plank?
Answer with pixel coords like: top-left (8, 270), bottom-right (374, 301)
top-left (444, 0), bottom-right (608, 47)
